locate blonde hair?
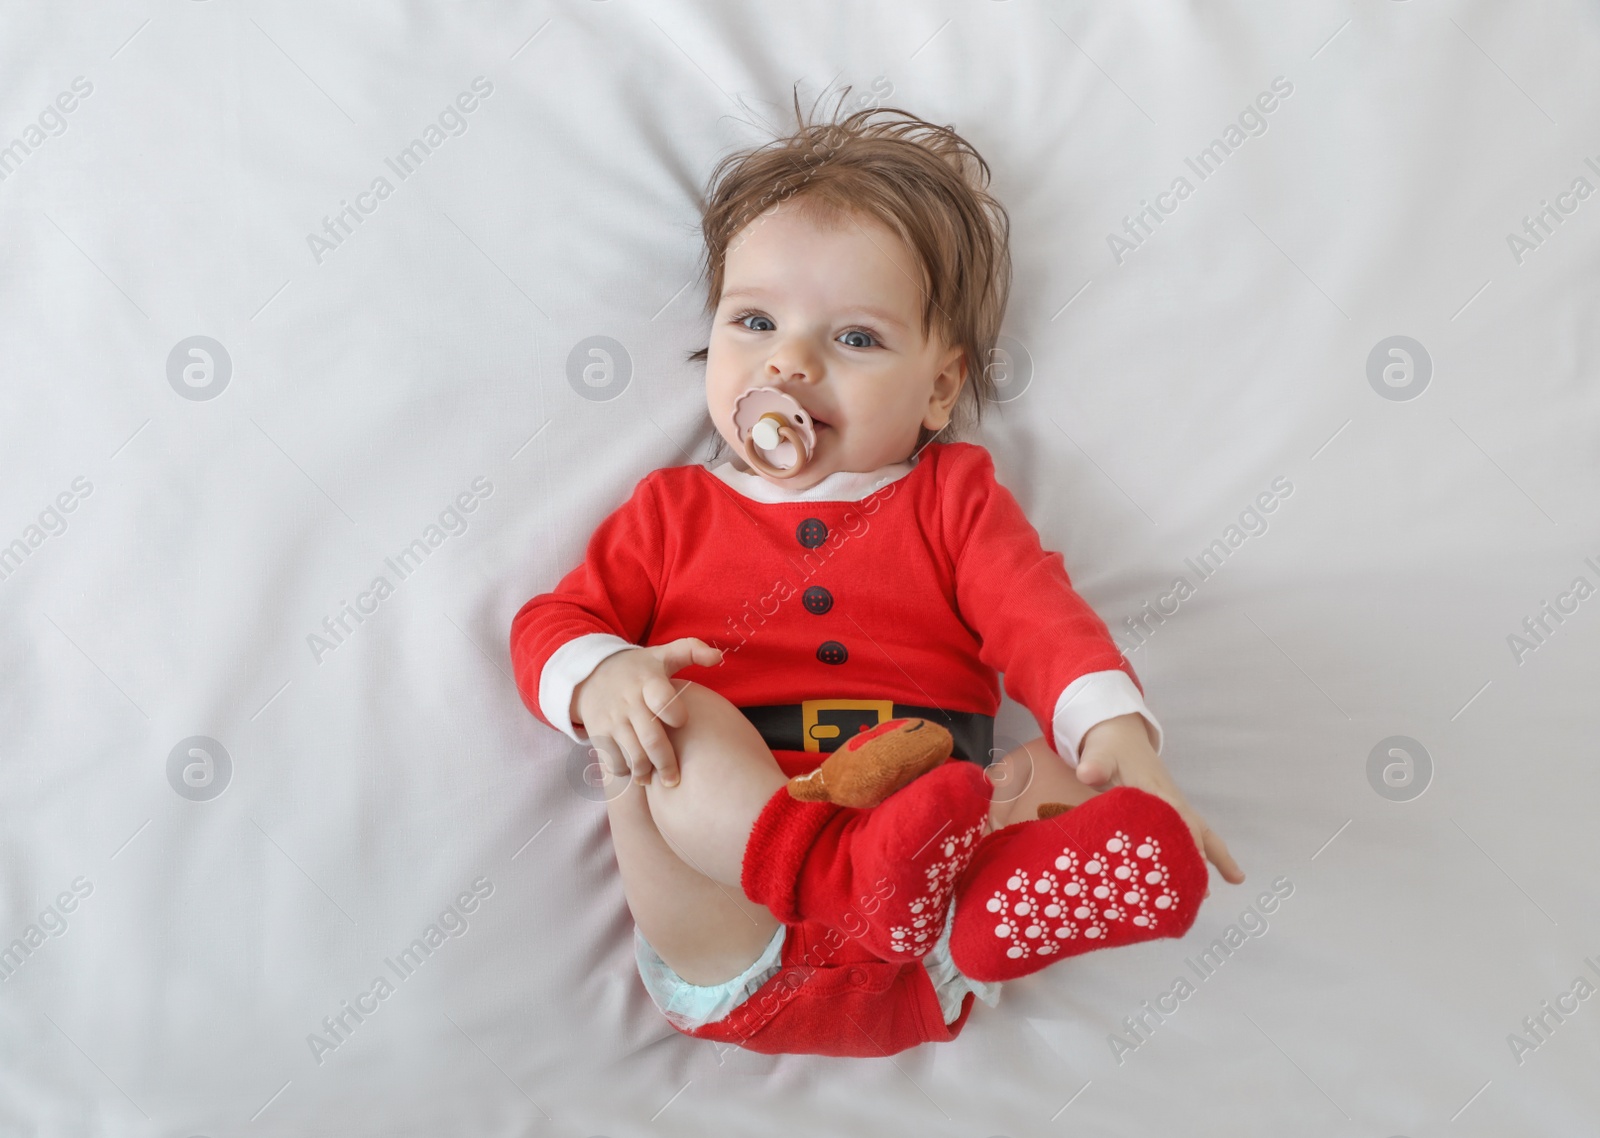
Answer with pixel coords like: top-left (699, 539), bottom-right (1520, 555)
top-left (688, 85), bottom-right (1012, 463)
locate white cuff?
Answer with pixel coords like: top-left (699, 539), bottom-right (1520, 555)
top-left (539, 633), bottom-right (637, 745)
top-left (1050, 670), bottom-right (1163, 767)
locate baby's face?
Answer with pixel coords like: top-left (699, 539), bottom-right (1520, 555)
top-left (705, 201), bottom-right (966, 490)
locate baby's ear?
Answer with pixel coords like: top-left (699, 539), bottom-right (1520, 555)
top-left (927, 360), bottom-right (966, 425)
top-left (935, 339), bottom-right (967, 380)
top-left (941, 346), bottom-right (969, 393)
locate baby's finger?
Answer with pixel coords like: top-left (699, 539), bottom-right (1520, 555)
top-left (690, 639), bottom-right (725, 667)
top-left (1203, 828), bottom-right (1246, 885)
top-left (1074, 752), bottom-right (1117, 787)
top-left (643, 677), bottom-right (689, 730)
top-left (608, 720), bottom-right (651, 784)
top-left (632, 705), bottom-right (681, 788)
top-left (588, 729), bottom-right (631, 779)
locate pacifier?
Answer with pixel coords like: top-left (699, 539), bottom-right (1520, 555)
top-left (731, 386), bottom-right (818, 479)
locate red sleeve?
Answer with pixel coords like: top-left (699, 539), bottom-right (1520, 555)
top-left (509, 474), bottom-right (665, 729)
top-left (941, 445), bottom-right (1141, 755)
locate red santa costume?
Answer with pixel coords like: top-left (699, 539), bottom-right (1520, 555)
top-left (510, 441), bottom-right (1199, 1056)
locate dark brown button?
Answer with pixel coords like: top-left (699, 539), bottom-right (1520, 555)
top-left (796, 518), bottom-right (828, 548)
top-left (802, 586), bottom-right (833, 614)
top-left (816, 641), bottom-right (848, 665)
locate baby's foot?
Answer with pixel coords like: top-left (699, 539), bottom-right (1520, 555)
top-left (948, 786), bottom-right (1207, 983)
top-left (850, 761), bottom-right (991, 961)
top-left (740, 749), bottom-right (989, 964)
top-left (885, 826), bottom-right (984, 955)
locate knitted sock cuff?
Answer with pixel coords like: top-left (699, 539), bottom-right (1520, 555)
top-left (739, 786), bottom-right (846, 925)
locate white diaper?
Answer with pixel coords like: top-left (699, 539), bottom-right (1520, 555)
top-left (633, 896), bottom-right (1002, 1032)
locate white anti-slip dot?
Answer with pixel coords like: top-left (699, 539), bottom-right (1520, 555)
top-left (887, 818), bottom-right (985, 956)
top-left (981, 823), bottom-right (1187, 961)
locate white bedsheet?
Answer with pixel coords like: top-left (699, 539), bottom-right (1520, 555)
top-left (4, 1), bottom-right (1598, 1133)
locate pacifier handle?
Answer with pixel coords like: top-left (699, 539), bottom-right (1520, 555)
top-left (741, 412), bottom-right (809, 480)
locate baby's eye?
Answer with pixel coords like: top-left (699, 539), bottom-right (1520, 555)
top-left (839, 329), bottom-right (877, 349)
top-left (736, 311), bottom-right (775, 332)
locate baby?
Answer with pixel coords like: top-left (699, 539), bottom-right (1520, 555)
top-left (511, 90), bottom-right (1244, 1058)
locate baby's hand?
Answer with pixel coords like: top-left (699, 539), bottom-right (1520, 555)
top-left (1076, 715), bottom-right (1245, 898)
top-left (571, 638), bottom-right (724, 788)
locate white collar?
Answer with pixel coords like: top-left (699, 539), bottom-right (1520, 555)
top-left (709, 456), bottom-right (917, 503)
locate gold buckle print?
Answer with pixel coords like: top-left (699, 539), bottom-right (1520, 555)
top-left (801, 698), bottom-right (895, 752)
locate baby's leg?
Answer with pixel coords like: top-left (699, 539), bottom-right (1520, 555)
top-left (639, 680), bottom-right (792, 885)
top-left (601, 679), bottom-right (788, 987)
top-left (985, 737), bottom-right (1102, 831)
top-left (621, 681), bottom-right (997, 972)
top-left (604, 767), bottom-right (781, 987)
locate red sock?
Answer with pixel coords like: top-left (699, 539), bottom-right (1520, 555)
top-left (948, 786), bottom-right (1207, 983)
top-left (741, 761), bottom-right (992, 962)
